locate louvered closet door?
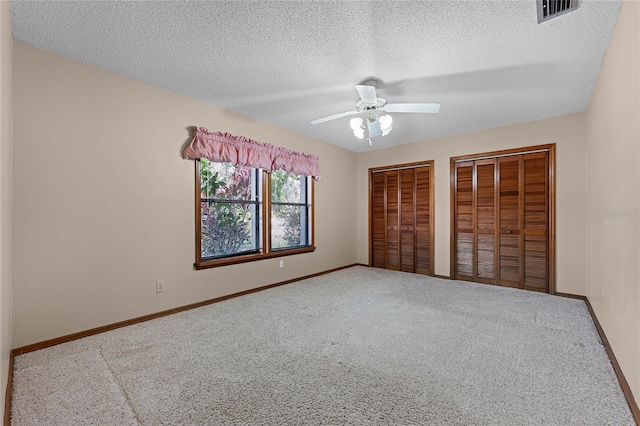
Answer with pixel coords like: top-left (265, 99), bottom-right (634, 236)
top-left (370, 164), bottom-right (433, 276)
top-left (475, 159), bottom-right (497, 284)
top-left (454, 162), bottom-right (474, 280)
top-left (522, 152), bottom-right (549, 291)
top-left (399, 169), bottom-right (415, 272)
top-left (452, 148), bottom-right (552, 293)
top-left (371, 172), bottom-right (386, 269)
top-left (454, 160), bottom-right (497, 283)
top-left (385, 171), bottom-right (400, 270)
top-left (415, 167), bottom-right (432, 275)
top-left (498, 155), bottom-right (522, 288)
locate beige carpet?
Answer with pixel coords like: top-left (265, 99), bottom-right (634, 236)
top-left (11, 348), bottom-right (137, 424)
top-left (10, 266), bottom-right (635, 425)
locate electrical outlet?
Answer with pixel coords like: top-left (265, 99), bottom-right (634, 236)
top-left (279, 260), bottom-right (284, 268)
top-left (156, 281), bottom-right (165, 293)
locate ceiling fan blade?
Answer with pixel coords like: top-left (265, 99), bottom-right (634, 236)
top-left (367, 119), bottom-right (383, 138)
top-left (355, 84), bottom-right (378, 104)
top-left (382, 103), bottom-right (441, 113)
top-left (310, 110), bottom-right (360, 125)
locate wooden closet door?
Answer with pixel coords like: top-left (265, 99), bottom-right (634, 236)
top-left (385, 171), bottom-right (400, 270)
top-left (497, 155), bottom-right (522, 288)
top-left (399, 169), bottom-right (415, 272)
top-left (370, 163), bottom-right (433, 276)
top-left (415, 167), bottom-right (432, 275)
top-left (452, 146), bottom-right (553, 293)
top-left (522, 152), bottom-right (549, 292)
top-left (371, 172), bottom-right (386, 269)
top-left (475, 159), bottom-right (497, 284)
top-left (454, 161), bottom-right (474, 280)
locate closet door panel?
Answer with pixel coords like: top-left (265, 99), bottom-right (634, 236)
top-left (400, 169), bottom-right (415, 272)
top-left (475, 160), bottom-right (496, 283)
top-left (523, 153), bottom-right (549, 291)
top-left (415, 167), bottom-right (431, 275)
top-left (371, 173), bottom-right (386, 268)
top-left (498, 157), bottom-right (521, 287)
top-left (385, 171), bottom-right (400, 270)
top-left (455, 162), bottom-right (474, 279)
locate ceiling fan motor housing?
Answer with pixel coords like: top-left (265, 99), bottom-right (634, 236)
top-left (356, 97), bottom-right (387, 110)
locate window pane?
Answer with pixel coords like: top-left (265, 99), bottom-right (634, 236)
top-left (271, 169), bottom-right (303, 203)
top-left (201, 159), bottom-right (255, 201)
top-left (271, 204), bottom-right (307, 249)
top-left (201, 201), bottom-right (259, 259)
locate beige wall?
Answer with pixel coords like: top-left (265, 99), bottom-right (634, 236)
top-left (357, 112), bottom-right (587, 295)
top-left (11, 42), bottom-right (357, 348)
top-left (585, 0), bottom-right (640, 404)
top-left (0, 0), bottom-right (13, 419)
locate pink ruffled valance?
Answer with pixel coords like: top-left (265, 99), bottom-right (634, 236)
top-left (182, 127), bottom-right (321, 180)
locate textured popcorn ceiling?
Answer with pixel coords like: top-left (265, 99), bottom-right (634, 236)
top-left (10, 0), bottom-right (622, 152)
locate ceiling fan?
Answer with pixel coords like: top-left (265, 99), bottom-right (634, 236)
top-left (310, 79), bottom-right (440, 143)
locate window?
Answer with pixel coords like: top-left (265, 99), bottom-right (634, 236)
top-left (196, 159), bottom-right (314, 269)
top-left (270, 169), bottom-right (311, 250)
top-left (199, 160), bottom-right (262, 259)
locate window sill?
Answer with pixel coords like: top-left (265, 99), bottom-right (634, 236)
top-left (194, 246), bottom-right (316, 270)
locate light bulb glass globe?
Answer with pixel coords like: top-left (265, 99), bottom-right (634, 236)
top-left (378, 115), bottom-right (392, 130)
top-left (381, 126), bottom-right (392, 136)
top-left (350, 117), bottom-right (363, 131)
top-left (353, 128), bottom-right (365, 139)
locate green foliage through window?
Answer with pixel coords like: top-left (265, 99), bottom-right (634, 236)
top-left (271, 169), bottom-right (308, 249)
top-left (197, 160), bottom-right (312, 265)
top-left (200, 159), bottom-right (259, 259)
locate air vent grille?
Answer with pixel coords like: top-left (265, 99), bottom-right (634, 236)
top-left (537, 0), bottom-right (578, 23)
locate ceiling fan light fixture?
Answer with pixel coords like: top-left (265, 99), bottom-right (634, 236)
top-left (367, 116), bottom-right (383, 138)
top-left (350, 117), bottom-right (365, 139)
top-left (378, 115), bottom-right (392, 130)
top-left (311, 80), bottom-right (439, 143)
top-left (349, 117), bottom-right (363, 131)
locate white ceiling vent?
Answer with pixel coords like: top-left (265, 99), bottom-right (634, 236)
top-left (537, 0), bottom-right (578, 23)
